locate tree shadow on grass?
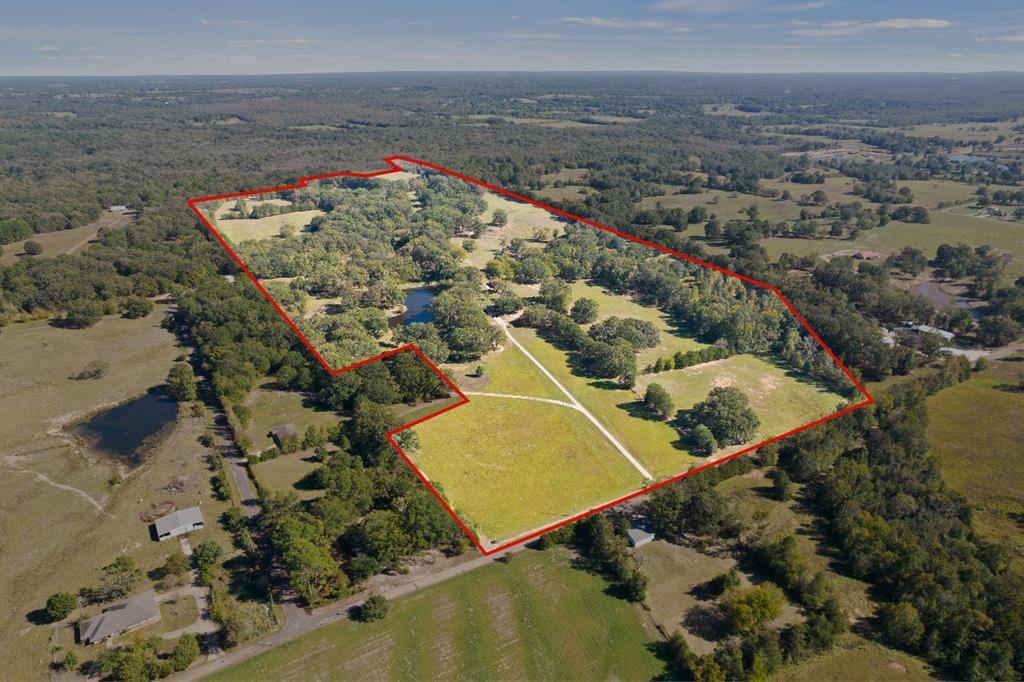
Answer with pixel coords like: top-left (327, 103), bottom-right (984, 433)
top-left (25, 608), bottom-right (51, 626)
top-left (618, 399), bottom-right (667, 423)
top-left (683, 602), bottom-right (726, 642)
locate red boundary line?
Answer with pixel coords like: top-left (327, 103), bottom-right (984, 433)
top-left (187, 156), bottom-right (874, 556)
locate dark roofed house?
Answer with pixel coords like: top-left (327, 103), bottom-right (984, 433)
top-left (270, 423), bottom-right (297, 448)
top-left (78, 590), bottom-right (159, 645)
top-left (153, 506), bottom-right (204, 541)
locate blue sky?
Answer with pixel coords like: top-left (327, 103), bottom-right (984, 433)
top-left (2, 0), bottom-right (1022, 76)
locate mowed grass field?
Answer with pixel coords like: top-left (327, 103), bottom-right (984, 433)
top-left (0, 310), bottom-right (236, 678)
top-left (413, 397), bottom-right (645, 542)
top-left (926, 356), bottom-right (1024, 549)
top-left (0, 210), bottom-right (133, 266)
top-left (212, 197), bottom-right (324, 243)
top-left (510, 326), bottom-right (698, 478)
top-left (209, 547), bottom-right (664, 681)
top-left (636, 355), bottom-right (844, 458)
top-left (253, 454), bottom-right (324, 502)
top-left (467, 339), bottom-right (566, 401)
top-left (569, 280), bottom-right (710, 367)
top-left (242, 381), bottom-right (340, 452)
top-left (639, 187), bottom-right (803, 223)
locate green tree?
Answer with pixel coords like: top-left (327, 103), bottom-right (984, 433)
top-left (879, 601), bottom-right (925, 651)
top-left (723, 583), bottom-right (785, 635)
top-left (688, 386), bottom-right (760, 445)
top-left (164, 550), bottom-right (190, 577)
top-left (170, 633), bottom-right (201, 671)
top-left (539, 278), bottom-right (572, 313)
top-left (692, 423), bottom-right (718, 456)
top-left (92, 556), bottom-right (141, 602)
top-left (570, 297), bottom-right (599, 324)
top-left (45, 592), bottom-right (77, 622)
top-left (23, 240), bottom-right (43, 255)
top-left (772, 470), bottom-right (793, 501)
top-left (644, 383), bottom-right (675, 419)
top-left (64, 300), bottom-right (104, 328)
top-left (192, 542), bottom-right (223, 571)
top-left (490, 208), bottom-right (508, 227)
top-left (121, 296), bottom-right (154, 319)
top-left (360, 594), bottom-right (390, 622)
top-left (166, 363), bottom-right (198, 401)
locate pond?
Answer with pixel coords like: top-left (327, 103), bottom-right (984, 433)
top-left (72, 389), bottom-right (179, 464)
top-left (389, 286), bottom-right (435, 327)
top-left (913, 280), bottom-right (981, 320)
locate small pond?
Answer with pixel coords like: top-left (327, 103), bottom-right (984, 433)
top-left (913, 280), bottom-right (981, 320)
top-left (389, 286), bottom-right (435, 327)
top-left (72, 389), bottom-right (179, 465)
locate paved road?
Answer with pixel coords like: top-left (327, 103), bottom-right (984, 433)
top-left (492, 316), bottom-right (653, 480)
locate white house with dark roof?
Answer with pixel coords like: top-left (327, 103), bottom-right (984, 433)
top-left (78, 590), bottom-right (159, 644)
top-left (153, 506), bottom-right (204, 541)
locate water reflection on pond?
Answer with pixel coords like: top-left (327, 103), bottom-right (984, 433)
top-left (389, 286), bottom-right (435, 327)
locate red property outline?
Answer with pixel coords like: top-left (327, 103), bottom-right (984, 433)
top-left (188, 155), bottom-right (874, 556)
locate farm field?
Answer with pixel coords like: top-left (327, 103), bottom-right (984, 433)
top-left (639, 186), bottom-right (803, 223)
top-left (760, 174), bottom-right (858, 206)
top-left (241, 381), bottom-right (340, 452)
top-left (412, 397), bottom-right (645, 543)
top-left (212, 197), bottom-right (324, 243)
top-left (0, 309), bottom-right (236, 679)
top-left (926, 355), bottom-right (1024, 550)
top-left (903, 119), bottom-right (1023, 142)
top-left (0, 209), bottom-right (133, 266)
top-left (459, 337), bottom-right (565, 401)
top-left (636, 355), bottom-right (844, 455)
top-left (209, 547), bottom-right (663, 681)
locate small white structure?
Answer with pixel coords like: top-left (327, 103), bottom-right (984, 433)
top-left (626, 527), bottom-right (655, 548)
top-left (78, 590), bottom-right (159, 644)
top-left (109, 205), bottom-right (131, 213)
top-left (153, 506), bottom-right (205, 541)
top-left (901, 322), bottom-right (955, 342)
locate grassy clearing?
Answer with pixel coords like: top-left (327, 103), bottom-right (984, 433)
top-left (241, 382), bottom-right (340, 452)
top-left (459, 193), bottom-right (563, 270)
top-left (569, 280), bottom-right (711, 367)
top-left (510, 326), bottom-right (698, 478)
top-left (0, 310), bottom-right (236, 679)
top-left (158, 595), bottom-right (200, 632)
top-left (782, 636), bottom-right (938, 681)
top-left (253, 454), bottom-right (324, 501)
top-left (640, 188), bottom-right (803, 223)
top-left (636, 355), bottom-right (844, 458)
top-left (216, 209), bottom-right (324, 243)
top-left (457, 338), bottom-right (566, 401)
top-left (926, 357), bottom-right (1024, 548)
top-left (760, 175), bottom-right (858, 206)
top-left (210, 547), bottom-right (663, 681)
top-left (534, 184), bottom-right (593, 203)
top-left (904, 119), bottom-right (1022, 142)
top-left (413, 398), bottom-right (645, 542)
top-left (0, 210), bottom-right (132, 266)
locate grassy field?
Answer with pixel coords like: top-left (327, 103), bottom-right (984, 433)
top-left (510, 326), bottom-right (696, 478)
top-left (458, 337), bottom-right (566, 401)
top-left (413, 398), bottom-right (645, 542)
top-left (0, 309), bottom-right (236, 679)
top-left (459, 192), bottom-right (563, 270)
top-left (253, 454), bottom-right (324, 501)
top-left (782, 637), bottom-right (938, 681)
top-left (209, 547), bottom-right (663, 681)
top-left (241, 381), bottom-right (340, 452)
top-left (904, 119), bottom-right (1023, 142)
top-left (926, 356), bottom-right (1024, 550)
top-left (0, 210), bottom-right (133, 266)
top-left (636, 355), bottom-right (844, 457)
top-left (212, 198), bottom-right (325, 243)
top-left (760, 174), bottom-right (858, 206)
top-left (568, 280), bottom-right (711, 367)
top-left (640, 187), bottom-right (803, 223)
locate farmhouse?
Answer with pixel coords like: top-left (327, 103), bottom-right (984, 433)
top-left (901, 322), bottom-right (956, 342)
top-left (270, 422), bottom-right (297, 448)
top-left (627, 526), bottom-right (655, 548)
top-left (153, 506), bottom-right (205, 541)
top-left (78, 590), bottom-right (159, 644)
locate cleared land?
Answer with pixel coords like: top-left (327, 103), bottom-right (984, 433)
top-left (926, 356), bottom-right (1024, 552)
top-left (413, 398), bottom-right (645, 542)
top-left (0, 309), bottom-right (235, 679)
top-left (253, 454), bottom-right (324, 502)
top-left (0, 209), bottom-right (133, 266)
top-left (212, 198), bottom-right (324, 243)
top-left (456, 338), bottom-right (566, 401)
top-left (208, 547), bottom-right (663, 681)
top-left (241, 381), bottom-right (340, 452)
top-left (459, 192), bottom-right (563, 270)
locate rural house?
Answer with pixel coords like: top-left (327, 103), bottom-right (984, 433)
top-left (270, 422), bottom-right (297, 448)
top-left (153, 506), bottom-right (205, 541)
top-left (78, 590), bottom-right (159, 645)
top-left (627, 526), bottom-right (655, 548)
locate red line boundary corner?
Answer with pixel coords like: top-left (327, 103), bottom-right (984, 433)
top-left (187, 155), bottom-right (875, 556)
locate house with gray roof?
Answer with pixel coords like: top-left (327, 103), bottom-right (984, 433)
top-left (153, 506), bottom-right (204, 541)
top-left (627, 526), bottom-right (655, 548)
top-left (78, 590), bottom-right (159, 645)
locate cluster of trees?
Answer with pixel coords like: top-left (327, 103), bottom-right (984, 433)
top-left (682, 386), bottom-right (761, 453)
top-left (776, 382), bottom-right (1024, 679)
top-left (96, 633), bottom-right (201, 680)
top-left (647, 343), bottom-right (733, 374)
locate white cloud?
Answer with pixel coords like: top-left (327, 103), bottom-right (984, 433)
top-left (282, 38), bottom-right (313, 45)
top-left (563, 16), bottom-right (666, 29)
top-left (649, 0), bottom-right (750, 12)
top-left (197, 18), bottom-right (210, 26)
top-left (978, 33), bottom-right (1024, 43)
top-left (32, 44), bottom-right (60, 52)
top-left (494, 32), bottom-right (567, 40)
top-left (668, 25), bottom-right (692, 33)
top-left (233, 19), bottom-right (249, 25)
top-left (771, 1), bottom-right (831, 11)
top-left (946, 52), bottom-right (964, 58)
top-left (788, 17), bottom-right (952, 38)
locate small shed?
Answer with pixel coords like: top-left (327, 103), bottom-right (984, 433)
top-left (153, 506), bottom-right (205, 541)
top-left (270, 423), bottom-right (297, 448)
top-left (627, 527), bottom-right (655, 548)
top-left (78, 590), bottom-right (159, 644)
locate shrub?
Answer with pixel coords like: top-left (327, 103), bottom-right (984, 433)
top-left (23, 240), bottom-right (43, 255)
top-left (570, 297), bottom-right (599, 324)
top-left (64, 300), bottom-right (104, 328)
top-left (359, 594), bottom-right (390, 622)
top-left (45, 592), bottom-right (77, 622)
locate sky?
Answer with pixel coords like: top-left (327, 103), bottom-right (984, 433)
top-left (2, 0), bottom-right (1022, 76)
